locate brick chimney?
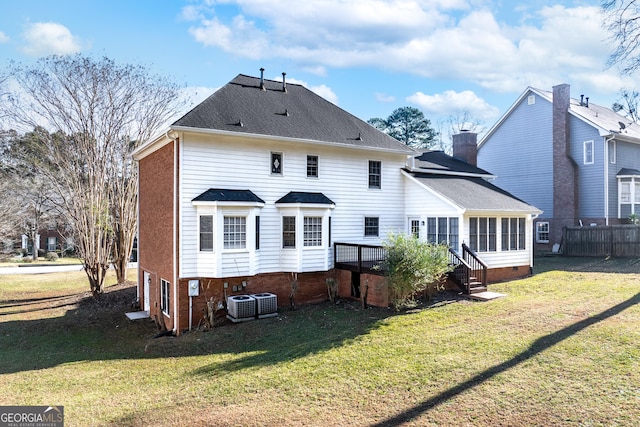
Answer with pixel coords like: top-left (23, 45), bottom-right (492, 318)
top-left (552, 83), bottom-right (579, 241)
top-left (452, 131), bottom-right (478, 166)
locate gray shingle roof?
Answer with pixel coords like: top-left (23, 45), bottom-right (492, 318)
top-left (408, 172), bottom-right (541, 213)
top-left (173, 74), bottom-right (414, 153)
top-left (414, 150), bottom-right (493, 175)
top-left (192, 189), bottom-right (265, 203)
top-left (275, 192), bottom-right (335, 205)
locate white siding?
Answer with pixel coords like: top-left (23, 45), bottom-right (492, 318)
top-left (179, 133), bottom-right (408, 277)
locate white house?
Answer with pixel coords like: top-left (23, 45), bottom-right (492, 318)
top-left (133, 71), bottom-right (540, 334)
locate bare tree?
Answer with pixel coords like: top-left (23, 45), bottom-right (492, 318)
top-left (434, 111), bottom-right (485, 155)
top-left (3, 55), bottom-right (185, 294)
top-left (612, 88), bottom-right (640, 122)
top-left (602, 0), bottom-right (640, 74)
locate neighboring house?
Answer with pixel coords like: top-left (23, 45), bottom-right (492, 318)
top-left (133, 71), bottom-right (541, 335)
top-left (478, 84), bottom-right (640, 251)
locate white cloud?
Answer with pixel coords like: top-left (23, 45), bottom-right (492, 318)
top-left (0, 31), bottom-right (9, 43)
top-left (21, 22), bottom-right (83, 57)
top-left (280, 76), bottom-right (338, 105)
top-left (375, 93), bottom-right (396, 103)
top-left (182, 1), bottom-right (636, 98)
top-left (407, 89), bottom-right (500, 121)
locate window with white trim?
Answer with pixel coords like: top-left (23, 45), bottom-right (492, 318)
top-left (621, 182), bottom-right (631, 203)
top-left (426, 217), bottom-right (459, 249)
top-left (368, 160), bottom-right (381, 189)
top-left (536, 222), bottom-right (549, 243)
top-left (501, 217), bottom-right (526, 250)
top-left (409, 219), bottom-right (420, 238)
top-left (364, 217), bottom-right (379, 237)
top-left (303, 216), bottom-right (322, 247)
top-left (161, 279), bottom-right (170, 315)
top-left (223, 216), bottom-right (246, 249)
top-left (469, 217), bottom-right (496, 252)
top-left (283, 216), bottom-right (296, 248)
top-left (199, 215), bottom-right (213, 251)
top-left (609, 139), bottom-right (616, 164)
top-left (307, 155), bottom-right (318, 178)
top-left (584, 140), bottom-right (594, 164)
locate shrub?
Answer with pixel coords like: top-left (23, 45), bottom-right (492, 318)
top-left (381, 232), bottom-right (452, 310)
top-left (46, 252), bottom-right (59, 261)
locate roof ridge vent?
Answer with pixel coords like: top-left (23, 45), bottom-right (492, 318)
top-left (259, 67), bottom-right (265, 91)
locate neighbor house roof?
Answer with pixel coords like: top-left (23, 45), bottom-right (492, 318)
top-left (479, 86), bottom-right (640, 147)
top-left (171, 74), bottom-right (414, 154)
top-left (617, 168), bottom-right (640, 176)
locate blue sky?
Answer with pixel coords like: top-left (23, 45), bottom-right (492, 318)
top-left (1, 0), bottom-right (638, 141)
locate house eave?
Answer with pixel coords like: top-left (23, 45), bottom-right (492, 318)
top-left (191, 200), bottom-right (265, 208)
top-left (275, 203), bottom-right (336, 209)
top-left (170, 125), bottom-right (415, 155)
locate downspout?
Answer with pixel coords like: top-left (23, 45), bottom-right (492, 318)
top-left (173, 134), bottom-right (179, 334)
top-left (604, 134), bottom-right (615, 225)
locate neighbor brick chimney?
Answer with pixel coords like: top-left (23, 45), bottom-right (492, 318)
top-left (552, 83), bottom-right (579, 242)
top-left (452, 131), bottom-right (478, 166)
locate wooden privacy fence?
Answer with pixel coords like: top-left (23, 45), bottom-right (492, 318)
top-left (563, 225), bottom-right (640, 257)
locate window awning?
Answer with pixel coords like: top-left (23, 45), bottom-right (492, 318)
top-left (192, 189), bottom-right (265, 206)
top-left (275, 191), bottom-right (335, 208)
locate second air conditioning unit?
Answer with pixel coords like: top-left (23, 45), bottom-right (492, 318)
top-left (251, 293), bottom-right (278, 318)
top-left (227, 295), bottom-right (256, 323)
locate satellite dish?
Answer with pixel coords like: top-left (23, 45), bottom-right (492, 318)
top-left (619, 121), bottom-right (626, 130)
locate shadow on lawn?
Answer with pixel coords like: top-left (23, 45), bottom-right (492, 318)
top-left (0, 283), bottom-right (399, 375)
top-left (371, 291), bottom-right (640, 427)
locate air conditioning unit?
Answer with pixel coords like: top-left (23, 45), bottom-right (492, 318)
top-left (227, 295), bottom-right (256, 323)
top-left (251, 293), bottom-right (278, 318)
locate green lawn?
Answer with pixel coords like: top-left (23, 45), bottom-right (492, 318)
top-left (0, 257), bottom-right (639, 426)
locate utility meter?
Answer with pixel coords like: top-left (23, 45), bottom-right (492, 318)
top-left (188, 280), bottom-right (200, 297)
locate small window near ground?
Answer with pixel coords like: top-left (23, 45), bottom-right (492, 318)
top-left (307, 155), bottom-right (318, 178)
top-left (199, 215), bottom-right (213, 252)
top-left (584, 140), bottom-right (594, 164)
top-left (364, 217), bottom-right (379, 237)
top-left (161, 279), bottom-right (170, 315)
top-left (283, 216), bottom-right (296, 248)
top-left (271, 152), bottom-right (283, 175)
top-left (536, 222), bottom-right (550, 243)
top-left (368, 160), bottom-right (381, 189)
top-left (303, 217), bottom-right (322, 247)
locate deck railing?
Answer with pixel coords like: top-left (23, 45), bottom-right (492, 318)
top-left (334, 242), bottom-right (387, 275)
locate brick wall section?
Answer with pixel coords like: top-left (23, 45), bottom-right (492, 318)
top-left (452, 132), bottom-right (478, 166)
top-left (177, 271), bottom-right (331, 332)
top-left (552, 83), bottom-right (579, 246)
top-left (138, 141), bottom-right (175, 332)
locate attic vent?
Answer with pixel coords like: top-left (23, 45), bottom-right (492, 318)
top-left (528, 95), bottom-right (535, 105)
top-left (356, 132), bottom-right (362, 141)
